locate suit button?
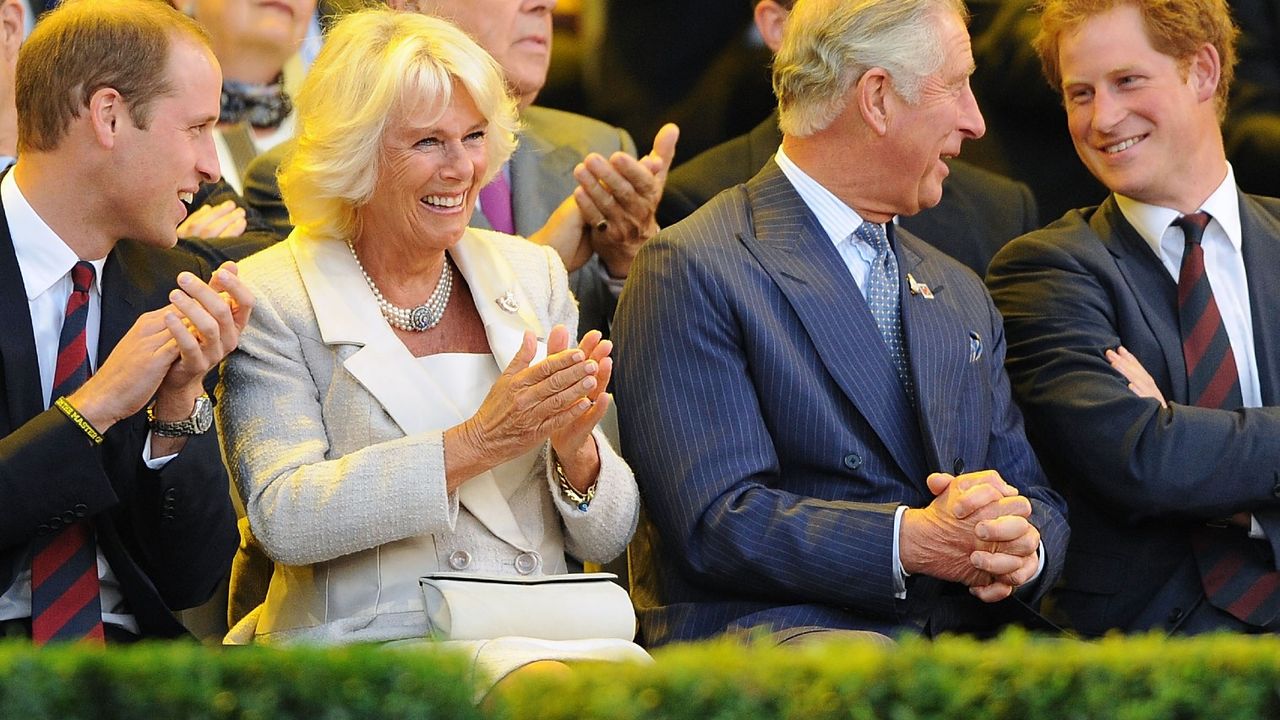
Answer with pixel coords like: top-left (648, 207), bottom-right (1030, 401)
top-left (61, 511), bottom-right (77, 523)
top-left (514, 551), bottom-right (541, 575)
top-left (1167, 607), bottom-right (1185, 625)
top-left (953, 458), bottom-right (965, 475)
top-left (448, 550), bottom-right (471, 570)
top-left (74, 504), bottom-right (88, 517)
top-left (48, 517), bottom-right (62, 529)
top-left (36, 524), bottom-right (50, 535)
top-left (842, 453), bottom-right (863, 471)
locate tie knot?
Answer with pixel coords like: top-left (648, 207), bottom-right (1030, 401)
top-left (1174, 211), bottom-right (1212, 247)
top-left (70, 261), bottom-right (94, 294)
top-left (854, 221), bottom-right (889, 253)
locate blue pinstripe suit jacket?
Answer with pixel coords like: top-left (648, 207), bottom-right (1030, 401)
top-left (614, 160), bottom-right (1068, 645)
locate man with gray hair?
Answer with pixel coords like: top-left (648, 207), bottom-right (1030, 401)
top-left (614, 0), bottom-right (1067, 645)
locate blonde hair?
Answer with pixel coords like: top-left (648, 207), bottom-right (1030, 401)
top-left (280, 8), bottom-right (519, 242)
top-left (774, 0), bottom-right (966, 137)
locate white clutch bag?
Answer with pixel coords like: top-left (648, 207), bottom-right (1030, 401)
top-left (418, 572), bottom-right (637, 642)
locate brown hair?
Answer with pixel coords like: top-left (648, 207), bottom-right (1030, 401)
top-left (16, 0), bottom-right (211, 153)
top-left (1034, 0), bottom-right (1238, 117)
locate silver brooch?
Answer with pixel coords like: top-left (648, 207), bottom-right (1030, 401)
top-left (495, 291), bottom-right (519, 313)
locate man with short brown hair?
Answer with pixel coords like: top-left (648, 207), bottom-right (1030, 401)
top-left (987, 0), bottom-right (1280, 635)
top-left (0, 0), bottom-right (250, 642)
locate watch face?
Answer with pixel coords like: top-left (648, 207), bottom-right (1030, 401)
top-left (191, 395), bottom-right (214, 434)
top-left (149, 394), bottom-right (214, 436)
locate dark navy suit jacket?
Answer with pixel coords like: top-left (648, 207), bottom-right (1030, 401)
top-left (615, 160), bottom-right (1068, 646)
top-left (988, 195), bottom-right (1280, 635)
top-left (0, 197), bottom-right (238, 638)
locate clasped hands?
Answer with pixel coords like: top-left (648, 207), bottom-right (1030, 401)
top-left (899, 470), bottom-right (1041, 603)
top-left (533, 124), bottom-right (680, 278)
top-left (67, 261), bottom-right (253, 439)
top-left (447, 325), bottom-right (612, 494)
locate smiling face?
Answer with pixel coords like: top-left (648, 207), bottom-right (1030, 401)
top-left (1057, 3), bottom-right (1225, 211)
top-left (112, 36), bottom-right (222, 247)
top-left (879, 10), bottom-right (985, 217)
top-left (421, 0), bottom-right (554, 107)
top-left (358, 84), bottom-right (489, 254)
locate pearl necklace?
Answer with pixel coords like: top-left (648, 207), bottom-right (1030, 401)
top-left (347, 241), bottom-right (453, 332)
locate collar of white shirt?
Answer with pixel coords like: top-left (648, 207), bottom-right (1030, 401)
top-left (1114, 163), bottom-right (1243, 265)
top-left (3, 169), bottom-right (108, 300)
top-left (775, 146), bottom-right (877, 248)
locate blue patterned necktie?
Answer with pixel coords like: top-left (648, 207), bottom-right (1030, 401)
top-left (855, 221), bottom-right (914, 404)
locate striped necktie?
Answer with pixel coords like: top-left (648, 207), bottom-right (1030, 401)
top-left (1176, 212), bottom-right (1280, 628)
top-left (31, 261), bottom-right (105, 644)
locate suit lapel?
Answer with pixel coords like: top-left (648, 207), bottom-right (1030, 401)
top-left (1240, 194), bottom-right (1280, 405)
top-left (740, 162), bottom-right (927, 482)
top-left (1090, 197), bottom-right (1189, 402)
top-left (509, 123), bottom-right (580, 237)
top-left (292, 231), bottom-right (542, 551)
top-left (0, 198), bottom-right (43, 426)
top-left (895, 234), bottom-right (962, 474)
top-left (97, 243), bottom-right (148, 369)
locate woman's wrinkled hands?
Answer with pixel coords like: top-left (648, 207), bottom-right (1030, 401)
top-left (447, 325), bottom-right (608, 490)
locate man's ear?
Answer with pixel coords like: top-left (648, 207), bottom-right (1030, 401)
top-left (855, 68), bottom-right (891, 136)
top-left (754, 0), bottom-right (790, 54)
top-left (1188, 42), bottom-right (1221, 105)
top-left (0, 1), bottom-right (22, 63)
top-left (87, 87), bottom-right (125, 148)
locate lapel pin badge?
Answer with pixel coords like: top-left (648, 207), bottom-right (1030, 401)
top-left (495, 291), bottom-right (520, 314)
top-left (907, 273), bottom-right (934, 299)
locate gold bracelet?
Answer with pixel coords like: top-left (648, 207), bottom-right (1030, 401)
top-left (54, 396), bottom-right (104, 445)
top-left (553, 454), bottom-right (596, 512)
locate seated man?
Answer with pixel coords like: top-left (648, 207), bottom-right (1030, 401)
top-left (0, 0), bottom-right (250, 643)
top-left (615, 0), bottom-right (1067, 646)
top-left (659, 0), bottom-right (1041, 277)
top-left (243, 0), bottom-right (678, 338)
top-left (987, 0), bottom-right (1280, 635)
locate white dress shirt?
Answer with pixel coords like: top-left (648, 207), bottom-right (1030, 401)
top-left (776, 148), bottom-right (1044, 597)
top-left (1114, 164), bottom-right (1261, 407)
top-left (1115, 164), bottom-right (1266, 540)
top-left (0, 170), bottom-right (141, 633)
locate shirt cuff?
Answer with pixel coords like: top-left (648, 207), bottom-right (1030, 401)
top-left (892, 504), bottom-right (908, 599)
top-left (595, 260), bottom-right (627, 298)
top-left (142, 432), bottom-right (177, 469)
top-left (1029, 540), bottom-right (1046, 584)
top-left (1250, 514), bottom-right (1267, 540)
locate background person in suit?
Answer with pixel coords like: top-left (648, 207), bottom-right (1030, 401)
top-left (0, 0), bottom-right (250, 642)
top-left (218, 11), bottom-right (644, 684)
top-left (614, 0), bottom-right (1068, 647)
top-left (987, 0), bottom-right (1280, 635)
top-left (243, 0), bottom-right (679, 339)
top-left (658, 0), bottom-right (1040, 278)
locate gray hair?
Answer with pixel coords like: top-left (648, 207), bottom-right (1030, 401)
top-left (774, 0), bottom-right (966, 137)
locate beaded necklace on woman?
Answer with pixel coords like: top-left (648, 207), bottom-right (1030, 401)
top-left (347, 241), bottom-right (453, 332)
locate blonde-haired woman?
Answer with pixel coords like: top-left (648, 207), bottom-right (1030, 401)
top-left (217, 8), bottom-right (644, 684)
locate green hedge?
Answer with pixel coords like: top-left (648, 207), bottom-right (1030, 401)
top-left (3, 632), bottom-right (1280, 719)
top-left (496, 631), bottom-right (1280, 720)
top-left (0, 642), bottom-right (481, 720)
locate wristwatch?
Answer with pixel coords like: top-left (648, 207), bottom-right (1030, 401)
top-left (147, 394), bottom-right (213, 437)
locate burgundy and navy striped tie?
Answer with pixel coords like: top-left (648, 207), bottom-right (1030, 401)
top-left (1176, 212), bottom-right (1280, 628)
top-left (30, 261), bottom-right (105, 645)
